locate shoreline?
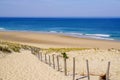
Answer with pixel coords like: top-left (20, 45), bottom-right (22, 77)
top-left (0, 30), bottom-right (120, 49)
top-left (0, 29), bottom-right (120, 42)
top-left (0, 29), bottom-right (119, 41)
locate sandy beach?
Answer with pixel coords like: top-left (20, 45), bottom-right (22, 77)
top-left (0, 31), bottom-right (120, 80)
top-left (0, 31), bottom-right (120, 48)
top-left (0, 0), bottom-right (120, 79)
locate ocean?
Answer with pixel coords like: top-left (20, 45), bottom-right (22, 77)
top-left (0, 18), bottom-right (120, 41)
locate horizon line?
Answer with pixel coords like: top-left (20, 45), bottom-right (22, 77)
top-left (0, 16), bottom-right (120, 18)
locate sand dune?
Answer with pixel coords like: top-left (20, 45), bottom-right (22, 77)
top-left (0, 51), bottom-right (72, 80)
top-left (42, 49), bottom-right (120, 80)
top-left (0, 50), bottom-right (101, 80)
top-left (1, 49), bottom-right (120, 80)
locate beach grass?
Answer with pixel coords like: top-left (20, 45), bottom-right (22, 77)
top-left (0, 40), bottom-right (92, 54)
top-left (42, 48), bottom-right (91, 53)
top-left (0, 40), bottom-right (119, 54)
top-left (0, 45), bottom-right (12, 53)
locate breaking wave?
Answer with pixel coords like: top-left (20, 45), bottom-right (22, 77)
top-left (0, 27), bottom-right (6, 30)
top-left (48, 31), bottom-right (114, 40)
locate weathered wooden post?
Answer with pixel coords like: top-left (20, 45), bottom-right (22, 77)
top-left (38, 52), bottom-right (40, 60)
top-left (40, 52), bottom-right (42, 61)
top-left (37, 49), bottom-right (40, 59)
top-left (73, 57), bottom-right (75, 80)
top-left (49, 55), bottom-right (51, 66)
top-left (64, 58), bottom-right (67, 76)
top-left (61, 52), bottom-right (69, 76)
top-left (45, 54), bottom-right (47, 63)
top-left (86, 60), bottom-right (90, 80)
top-left (52, 54), bottom-right (55, 69)
top-left (106, 61), bottom-right (110, 80)
top-left (37, 53), bottom-right (40, 59)
top-left (33, 48), bottom-right (35, 54)
top-left (57, 55), bottom-right (60, 71)
top-left (33, 48), bottom-right (36, 55)
top-left (31, 48), bottom-right (33, 54)
top-left (99, 61), bottom-right (111, 80)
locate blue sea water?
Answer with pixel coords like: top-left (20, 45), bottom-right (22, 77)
top-left (0, 18), bottom-right (120, 41)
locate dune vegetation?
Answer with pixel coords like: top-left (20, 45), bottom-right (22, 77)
top-left (0, 40), bottom-right (92, 54)
top-left (0, 40), bottom-right (119, 55)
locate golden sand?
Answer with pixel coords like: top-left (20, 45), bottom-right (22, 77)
top-left (0, 31), bottom-right (120, 80)
top-left (0, 31), bottom-right (120, 48)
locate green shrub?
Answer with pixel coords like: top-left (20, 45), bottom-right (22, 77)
top-left (61, 52), bottom-right (69, 59)
top-left (0, 46), bottom-right (12, 53)
top-left (8, 44), bottom-right (21, 52)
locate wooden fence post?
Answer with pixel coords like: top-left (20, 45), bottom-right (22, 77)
top-left (73, 57), bottom-right (75, 80)
top-left (49, 55), bottom-right (51, 66)
top-left (38, 53), bottom-right (40, 60)
top-left (52, 54), bottom-right (55, 69)
top-left (31, 48), bottom-right (33, 54)
top-left (45, 54), bottom-right (47, 63)
top-left (57, 55), bottom-right (60, 71)
top-left (86, 60), bottom-right (90, 80)
top-left (106, 61), bottom-right (110, 80)
top-left (37, 49), bottom-right (40, 59)
top-left (64, 58), bottom-right (67, 76)
top-left (40, 52), bottom-right (42, 61)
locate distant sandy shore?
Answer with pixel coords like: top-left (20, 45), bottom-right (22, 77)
top-left (0, 31), bottom-right (120, 49)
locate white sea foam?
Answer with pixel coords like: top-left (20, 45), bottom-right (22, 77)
top-left (63, 32), bottom-right (114, 40)
top-left (84, 36), bottom-right (114, 40)
top-left (0, 27), bottom-right (5, 30)
top-left (85, 34), bottom-right (110, 37)
top-left (49, 31), bottom-right (58, 33)
top-left (66, 32), bottom-right (83, 36)
top-left (48, 31), bottom-right (114, 40)
top-left (35, 31), bottom-right (115, 41)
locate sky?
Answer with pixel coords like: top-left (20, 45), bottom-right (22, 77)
top-left (0, 0), bottom-right (120, 17)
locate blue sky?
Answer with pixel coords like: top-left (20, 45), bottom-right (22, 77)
top-left (0, 0), bottom-right (120, 17)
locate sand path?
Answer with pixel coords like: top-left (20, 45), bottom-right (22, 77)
top-left (0, 51), bottom-right (72, 80)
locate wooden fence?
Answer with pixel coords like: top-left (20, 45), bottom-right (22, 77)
top-left (32, 49), bottom-right (111, 80)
